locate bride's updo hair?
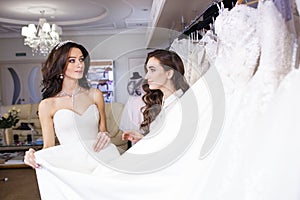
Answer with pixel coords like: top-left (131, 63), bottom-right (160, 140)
top-left (140, 49), bottom-right (189, 135)
top-left (41, 41), bottom-right (90, 99)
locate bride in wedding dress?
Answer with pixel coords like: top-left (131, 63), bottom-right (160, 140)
top-left (24, 41), bottom-right (120, 171)
top-left (25, 45), bottom-right (214, 199)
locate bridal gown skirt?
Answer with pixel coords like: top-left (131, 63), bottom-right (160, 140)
top-left (35, 143), bottom-right (122, 200)
top-left (33, 76), bottom-right (215, 200)
top-left (33, 68), bottom-right (300, 199)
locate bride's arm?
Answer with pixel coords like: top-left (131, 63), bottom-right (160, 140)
top-left (93, 88), bottom-right (107, 132)
top-left (92, 88), bottom-right (111, 152)
top-left (24, 99), bottom-right (56, 168)
top-left (24, 148), bottom-right (40, 168)
top-left (39, 99), bottom-right (56, 149)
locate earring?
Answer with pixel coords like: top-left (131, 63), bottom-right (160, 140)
top-left (59, 74), bottom-right (64, 79)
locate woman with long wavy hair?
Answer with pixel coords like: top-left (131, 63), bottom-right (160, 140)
top-left (24, 41), bottom-right (119, 169)
top-left (123, 49), bottom-right (189, 143)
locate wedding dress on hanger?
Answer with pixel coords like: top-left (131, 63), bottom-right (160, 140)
top-left (198, 1), bottom-right (296, 199)
top-left (214, 3), bottom-right (260, 98)
top-left (236, 68), bottom-right (300, 200)
top-left (169, 29), bottom-right (217, 85)
top-left (188, 3), bottom-right (261, 199)
top-left (236, 1), bottom-right (300, 199)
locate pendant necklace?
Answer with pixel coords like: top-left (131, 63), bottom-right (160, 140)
top-left (57, 87), bottom-right (81, 108)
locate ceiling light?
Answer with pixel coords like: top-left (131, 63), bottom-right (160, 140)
top-left (21, 10), bottom-right (62, 56)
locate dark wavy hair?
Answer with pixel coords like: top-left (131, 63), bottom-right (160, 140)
top-left (140, 49), bottom-right (189, 135)
top-left (41, 41), bottom-right (90, 99)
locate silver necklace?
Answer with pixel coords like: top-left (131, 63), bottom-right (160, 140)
top-left (57, 87), bottom-right (81, 108)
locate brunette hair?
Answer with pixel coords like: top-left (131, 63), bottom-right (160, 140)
top-left (41, 41), bottom-right (90, 99)
top-left (140, 49), bottom-right (189, 134)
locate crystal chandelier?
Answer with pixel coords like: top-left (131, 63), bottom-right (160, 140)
top-left (21, 10), bottom-right (62, 56)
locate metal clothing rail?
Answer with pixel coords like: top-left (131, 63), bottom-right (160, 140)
top-left (177, 0), bottom-right (237, 39)
top-left (180, 0), bottom-right (221, 35)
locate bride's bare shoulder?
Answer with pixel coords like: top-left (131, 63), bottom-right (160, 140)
top-left (39, 98), bottom-right (53, 108)
top-left (38, 98), bottom-right (57, 116)
top-left (86, 88), bottom-right (103, 98)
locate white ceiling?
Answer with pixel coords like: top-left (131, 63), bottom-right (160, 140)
top-left (0, 0), bottom-right (153, 38)
top-left (0, 0), bottom-right (215, 48)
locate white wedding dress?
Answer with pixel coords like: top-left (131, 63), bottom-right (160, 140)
top-left (33, 1), bottom-right (300, 199)
top-left (197, 1), bottom-right (298, 199)
top-left (34, 78), bottom-right (214, 200)
top-left (232, 67), bottom-right (300, 200)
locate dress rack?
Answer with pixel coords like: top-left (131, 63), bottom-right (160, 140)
top-left (178, 0), bottom-right (220, 39)
top-left (177, 0), bottom-right (237, 40)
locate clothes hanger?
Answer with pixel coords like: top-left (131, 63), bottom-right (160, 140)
top-left (238, 0), bottom-right (259, 5)
top-left (246, 0), bottom-right (259, 6)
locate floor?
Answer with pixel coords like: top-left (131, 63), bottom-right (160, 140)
top-left (0, 168), bottom-right (41, 200)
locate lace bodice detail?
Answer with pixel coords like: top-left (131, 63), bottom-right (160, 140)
top-left (206, 1), bottom-right (296, 199)
top-left (254, 0), bottom-right (293, 81)
top-left (214, 4), bottom-right (260, 95)
top-left (243, 0), bottom-right (294, 113)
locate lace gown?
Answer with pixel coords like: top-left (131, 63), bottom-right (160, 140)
top-left (235, 68), bottom-right (300, 200)
top-left (198, 1), bottom-right (297, 199)
top-left (192, 4), bottom-right (262, 199)
top-left (214, 4), bottom-right (260, 98)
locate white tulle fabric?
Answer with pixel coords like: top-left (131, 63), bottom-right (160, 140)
top-left (237, 68), bottom-right (300, 200)
top-left (33, 1), bottom-right (300, 199)
top-left (34, 78), bottom-right (213, 200)
top-left (198, 1), bottom-right (298, 199)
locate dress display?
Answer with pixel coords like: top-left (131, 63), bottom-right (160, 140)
top-left (33, 0), bottom-right (300, 199)
top-left (197, 1), bottom-right (299, 199)
top-left (214, 3), bottom-right (260, 98)
top-left (119, 72), bottom-right (144, 132)
top-left (234, 68), bottom-right (300, 200)
top-left (169, 30), bottom-right (217, 85)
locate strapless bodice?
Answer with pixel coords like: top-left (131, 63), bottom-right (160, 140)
top-left (53, 104), bottom-right (99, 145)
